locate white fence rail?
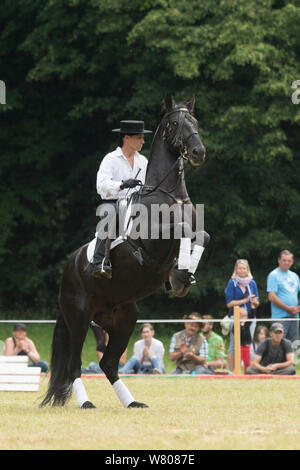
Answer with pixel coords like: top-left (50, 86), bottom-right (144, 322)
top-left (1, 318), bottom-right (299, 324)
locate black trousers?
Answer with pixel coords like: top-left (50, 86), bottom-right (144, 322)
top-left (92, 200), bottom-right (117, 264)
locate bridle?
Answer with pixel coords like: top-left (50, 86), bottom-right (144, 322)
top-left (161, 107), bottom-right (199, 157)
top-left (140, 107), bottom-right (199, 200)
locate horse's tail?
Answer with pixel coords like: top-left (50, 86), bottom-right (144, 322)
top-left (40, 313), bottom-right (73, 407)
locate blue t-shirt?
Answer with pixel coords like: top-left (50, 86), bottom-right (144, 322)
top-left (225, 278), bottom-right (259, 316)
top-left (267, 268), bottom-right (300, 319)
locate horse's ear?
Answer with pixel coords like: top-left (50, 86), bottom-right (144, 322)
top-left (164, 93), bottom-right (174, 112)
top-left (186, 96), bottom-right (195, 115)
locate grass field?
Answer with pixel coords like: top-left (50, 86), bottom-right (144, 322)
top-left (1, 377), bottom-right (300, 450)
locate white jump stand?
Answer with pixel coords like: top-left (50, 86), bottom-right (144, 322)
top-left (0, 356), bottom-right (41, 391)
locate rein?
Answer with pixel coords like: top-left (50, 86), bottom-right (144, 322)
top-left (141, 155), bottom-right (184, 200)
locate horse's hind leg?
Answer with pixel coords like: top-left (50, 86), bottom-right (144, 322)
top-left (100, 303), bottom-right (148, 408)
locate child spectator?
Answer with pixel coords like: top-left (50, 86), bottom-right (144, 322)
top-left (239, 308), bottom-right (252, 373)
top-left (250, 325), bottom-right (269, 362)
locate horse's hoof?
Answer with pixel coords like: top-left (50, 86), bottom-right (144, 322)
top-left (128, 401), bottom-right (148, 408)
top-left (174, 269), bottom-right (195, 287)
top-left (81, 401), bottom-right (96, 409)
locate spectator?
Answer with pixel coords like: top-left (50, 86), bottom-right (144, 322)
top-left (225, 259), bottom-right (259, 371)
top-left (82, 322), bottom-right (127, 374)
top-left (120, 323), bottom-right (165, 374)
top-left (4, 323), bottom-right (48, 373)
top-left (169, 312), bottom-right (210, 374)
top-left (239, 307), bottom-right (252, 373)
top-left (250, 325), bottom-right (269, 362)
top-left (200, 315), bottom-right (228, 372)
top-left (246, 322), bottom-right (295, 375)
top-left (267, 250), bottom-right (300, 355)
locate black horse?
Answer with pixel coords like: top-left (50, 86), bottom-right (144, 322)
top-left (41, 94), bottom-right (209, 409)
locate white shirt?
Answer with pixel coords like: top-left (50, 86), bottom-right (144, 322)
top-left (96, 147), bottom-right (148, 200)
top-left (133, 338), bottom-right (165, 368)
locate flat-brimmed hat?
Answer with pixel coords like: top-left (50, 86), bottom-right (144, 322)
top-left (13, 323), bottom-right (27, 331)
top-left (270, 322), bottom-right (284, 333)
top-left (112, 120), bottom-right (152, 135)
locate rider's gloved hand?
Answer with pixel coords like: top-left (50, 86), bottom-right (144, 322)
top-left (120, 179), bottom-right (142, 190)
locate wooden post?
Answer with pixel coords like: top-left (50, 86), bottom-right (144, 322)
top-left (234, 306), bottom-right (241, 375)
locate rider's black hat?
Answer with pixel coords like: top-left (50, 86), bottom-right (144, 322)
top-left (112, 120), bottom-right (152, 135)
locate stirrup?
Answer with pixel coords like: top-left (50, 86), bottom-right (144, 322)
top-left (92, 259), bottom-right (112, 279)
top-left (100, 258), bottom-right (112, 279)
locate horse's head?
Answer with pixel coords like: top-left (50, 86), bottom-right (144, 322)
top-left (161, 94), bottom-right (206, 167)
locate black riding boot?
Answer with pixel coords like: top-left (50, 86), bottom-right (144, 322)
top-left (91, 237), bottom-right (112, 279)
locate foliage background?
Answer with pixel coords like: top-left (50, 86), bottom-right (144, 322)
top-left (0, 0), bottom-right (299, 319)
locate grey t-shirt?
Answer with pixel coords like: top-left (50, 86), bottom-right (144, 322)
top-left (256, 338), bottom-right (293, 366)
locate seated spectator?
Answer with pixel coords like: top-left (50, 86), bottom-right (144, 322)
top-left (82, 322), bottom-right (127, 374)
top-left (120, 323), bottom-right (165, 374)
top-left (4, 323), bottom-right (48, 373)
top-left (246, 322), bottom-right (295, 375)
top-left (201, 315), bottom-right (228, 373)
top-left (250, 325), bottom-right (269, 362)
top-left (169, 312), bottom-right (210, 375)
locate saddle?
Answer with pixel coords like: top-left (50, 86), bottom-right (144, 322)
top-left (87, 194), bottom-right (148, 267)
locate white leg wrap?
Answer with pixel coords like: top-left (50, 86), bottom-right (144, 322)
top-left (189, 245), bottom-right (204, 274)
top-left (113, 379), bottom-right (135, 408)
top-left (73, 378), bottom-right (89, 408)
top-left (178, 238), bottom-right (191, 270)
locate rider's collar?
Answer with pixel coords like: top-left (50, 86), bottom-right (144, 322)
top-left (115, 147), bottom-right (141, 160)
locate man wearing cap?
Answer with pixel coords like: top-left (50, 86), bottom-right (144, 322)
top-left (246, 322), bottom-right (295, 375)
top-left (92, 120), bottom-right (152, 279)
top-left (4, 323), bottom-right (48, 373)
top-left (169, 312), bottom-right (211, 374)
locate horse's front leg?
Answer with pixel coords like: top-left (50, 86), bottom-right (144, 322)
top-left (169, 223), bottom-right (210, 296)
top-left (100, 303), bottom-right (148, 408)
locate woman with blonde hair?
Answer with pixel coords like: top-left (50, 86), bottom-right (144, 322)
top-left (225, 259), bottom-right (259, 371)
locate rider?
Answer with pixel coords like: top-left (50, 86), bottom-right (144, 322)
top-left (92, 120), bottom-right (152, 279)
